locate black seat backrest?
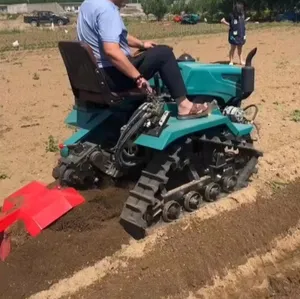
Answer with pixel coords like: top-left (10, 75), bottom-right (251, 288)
top-left (58, 41), bottom-right (118, 106)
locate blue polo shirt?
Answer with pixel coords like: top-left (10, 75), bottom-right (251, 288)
top-left (77, 0), bottom-right (131, 68)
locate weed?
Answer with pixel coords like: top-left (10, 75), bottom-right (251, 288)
top-left (13, 61), bottom-right (23, 66)
top-left (269, 180), bottom-right (287, 191)
top-left (291, 110), bottom-right (300, 122)
top-left (46, 135), bottom-right (59, 153)
top-left (0, 173), bottom-right (8, 180)
top-left (33, 73), bottom-right (40, 80)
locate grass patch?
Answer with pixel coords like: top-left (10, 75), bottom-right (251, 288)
top-left (0, 28), bottom-right (22, 35)
top-left (46, 135), bottom-right (59, 153)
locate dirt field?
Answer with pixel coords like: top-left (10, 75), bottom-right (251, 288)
top-left (1, 26), bottom-right (300, 299)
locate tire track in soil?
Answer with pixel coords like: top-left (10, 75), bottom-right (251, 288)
top-left (0, 184), bottom-right (131, 299)
top-left (261, 262), bottom-right (300, 299)
top-left (194, 238), bottom-right (300, 299)
top-left (69, 179), bottom-right (300, 299)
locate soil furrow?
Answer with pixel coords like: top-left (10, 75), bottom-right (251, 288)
top-left (66, 179), bottom-right (300, 299)
top-left (0, 186), bottom-right (130, 299)
top-left (191, 231), bottom-right (300, 299)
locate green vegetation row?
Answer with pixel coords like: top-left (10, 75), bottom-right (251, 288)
top-left (1, 0), bottom-right (299, 22)
top-left (0, 22), bottom-right (295, 53)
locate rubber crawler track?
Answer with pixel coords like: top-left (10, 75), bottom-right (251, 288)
top-left (120, 145), bottom-right (182, 238)
top-left (120, 136), bottom-right (262, 239)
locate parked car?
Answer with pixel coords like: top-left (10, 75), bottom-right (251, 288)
top-left (24, 11), bottom-right (70, 27)
top-left (275, 11), bottom-right (300, 22)
top-left (181, 14), bottom-right (200, 24)
top-left (173, 15), bottom-right (182, 23)
top-left (173, 14), bottom-right (201, 25)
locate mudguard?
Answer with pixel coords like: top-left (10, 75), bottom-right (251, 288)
top-left (134, 103), bottom-right (253, 151)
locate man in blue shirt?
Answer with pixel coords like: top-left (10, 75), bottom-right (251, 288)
top-left (77, 0), bottom-right (211, 119)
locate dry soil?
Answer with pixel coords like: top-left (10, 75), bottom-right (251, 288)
top-left (1, 26), bottom-right (300, 299)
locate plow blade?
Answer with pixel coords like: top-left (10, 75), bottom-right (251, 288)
top-left (0, 181), bottom-right (85, 261)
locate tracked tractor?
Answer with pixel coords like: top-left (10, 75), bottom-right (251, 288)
top-left (0, 43), bottom-right (262, 259)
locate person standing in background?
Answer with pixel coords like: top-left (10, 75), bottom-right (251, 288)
top-left (221, 2), bottom-right (249, 66)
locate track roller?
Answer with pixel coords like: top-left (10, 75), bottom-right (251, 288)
top-left (162, 200), bottom-right (181, 222)
top-left (61, 169), bottom-right (77, 186)
top-left (222, 175), bottom-right (237, 192)
top-left (204, 183), bottom-right (221, 202)
top-left (183, 191), bottom-right (203, 212)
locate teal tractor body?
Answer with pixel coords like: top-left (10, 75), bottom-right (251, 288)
top-left (149, 53), bottom-right (253, 108)
top-left (54, 42), bottom-right (261, 238)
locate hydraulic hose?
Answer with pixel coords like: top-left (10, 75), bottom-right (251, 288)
top-left (116, 112), bottom-right (152, 168)
top-left (243, 104), bottom-right (259, 123)
top-left (114, 102), bottom-right (150, 151)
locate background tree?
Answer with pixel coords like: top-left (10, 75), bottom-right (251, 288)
top-left (141, 0), bottom-right (300, 22)
top-left (169, 0), bottom-right (186, 15)
top-left (141, 0), bottom-right (168, 21)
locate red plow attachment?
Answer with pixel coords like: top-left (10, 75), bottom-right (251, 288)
top-left (0, 181), bottom-right (85, 261)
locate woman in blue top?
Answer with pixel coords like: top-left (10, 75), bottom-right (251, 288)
top-left (221, 2), bottom-right (249, 66)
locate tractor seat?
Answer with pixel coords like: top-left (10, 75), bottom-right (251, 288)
top-left (58, 41), bottom-right (146, 106)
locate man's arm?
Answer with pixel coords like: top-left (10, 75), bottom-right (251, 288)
top-left (103, 42), bottom-right (140, 79)
top-left (128, 34), bottom-right (156, 50)
top-left (103, 42), bottom-right (152, 91)
top-left (96, 10), bottom-right (141, 80)
top-left (127, 34), bottom-right (144, 49)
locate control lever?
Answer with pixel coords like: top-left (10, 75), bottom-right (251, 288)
top-left (141, 82), bottom-right (155, 97)
top-left (154, 74), bottom-right (161, 96)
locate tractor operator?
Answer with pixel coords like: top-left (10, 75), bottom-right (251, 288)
top-left (77, 0), bottom-right (212, 120)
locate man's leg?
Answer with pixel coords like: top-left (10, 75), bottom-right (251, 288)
top-left (131, 45), bottom-right (211, 119)
top-left (131, 45), bottom-right (186, 99)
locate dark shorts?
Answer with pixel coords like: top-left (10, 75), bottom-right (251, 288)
top-left (228, 34), bottom-right (246, 46)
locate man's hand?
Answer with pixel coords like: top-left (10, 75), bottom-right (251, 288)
top-left (136, 77), bottom-right (153, 93)
top-left (128, 34), bottom-right (156, 50)
top-left (142, 41), bottom-right (156, 49)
